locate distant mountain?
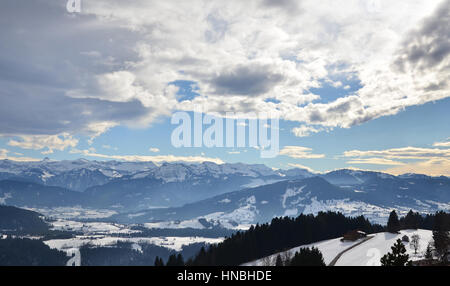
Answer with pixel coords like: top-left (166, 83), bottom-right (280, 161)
top-left (0, 180), bottom-right (82, 207)
top-left (113, 175), bottom-right (450, 225)
top-left (0, 159), bottom-right (448, 225)
top-left (320, 169), bottom-right (396, 185)
top-left (0, 159), bottom-right (314, 210)
top-left (0, 159), bottom-right (158, 191)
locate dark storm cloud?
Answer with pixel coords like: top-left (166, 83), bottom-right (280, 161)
top-left (211, 64), bottom-right (284, 96)
top-left (0, 0), bottom-right (151, 136)
top-left (0, 81), bottom-right (149, 135)
top-left (394, 0), bottom-right (450, 72)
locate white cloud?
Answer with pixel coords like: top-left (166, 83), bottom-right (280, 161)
top-left (343, 143), bottom-right (450, 175)
top-left (0, 148), bottom-right (40, 162)
top-left (1, 0), bottom-right (448, 139)
top-left (7, 133), bottom-right (78, 154)
top-left (346, 157), bottom-right (405, 166)
top-left (385, 158), bottom-right (450, 177)
top-left (149, 147), bottom-right (160, 153)
top-left (343, 146), bottom-right (450, 160)
top-left (433, 139), bottom-right (450, 148)
top-left (287, 163), bottom-right (316, 173)
top-left (280, 146), bottom-right (325, 159)
top-left (70, 149), bottom-right (224, 164)
top-left (291, 125), bottom-right (322, 137)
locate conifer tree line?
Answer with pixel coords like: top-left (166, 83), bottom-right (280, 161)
top-left (154, 254), bottom-right (184, 266)
top-left (273, 247), bottom-right (326, 266)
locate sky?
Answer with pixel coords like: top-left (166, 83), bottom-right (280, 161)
top-left (0, 0), bottom-right (449, 176)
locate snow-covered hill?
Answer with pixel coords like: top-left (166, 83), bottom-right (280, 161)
top-left (244, 229), bottom-right (433, 266)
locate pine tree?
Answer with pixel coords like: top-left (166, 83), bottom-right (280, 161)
top-left (424, 242), bottom-right (433, 261)
top-left (432, 230), bottom-right (450, 262)
top-left (176, 254), bottom-right (184, 266)
top-left (380, 239), bottom-right (412, 266)
top-left (288, 247), bottom-right (326, 266)
top-left (387, 210), bottom-right (401, 233)
top-left (154, 256), bottom-right (164, 266)
top-left (275, 254), bottom-right (283, 266)
top-left (402, 210), bottom-right (422, 229)
top-left (166, 254), bottom-right (178, 266)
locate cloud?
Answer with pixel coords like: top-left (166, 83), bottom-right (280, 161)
top-left (102, 145), bottom-right (118, 151)
top-left (149, 147), bottom-right (160, 153)
top-left (343, 143), bottom-right (450, 175)
top-left (433, 139), bottom-right (450, 148)
top-left (343, 146), bottom-right (450, 160)
top-left (70, 149), bottom-right (224, 164)
top-left (279, 146), bottom-right (325, 159)
top-left (210, 63), bottom-right (285, 96)
top-left (7, 133), bottom-right (78, 154)
top-left (1, 0), bottom-right (448, 142)
top-left (287, 163), bottom-right (316, 173)
top-left (393, 0), bottom-right (450, 72)
top-left (291, 125), bottom-right (322, 137)
top-left (0, 148), bottom-right (40, 162)
top-left (346, 157), bottom-right (405, 166)
top-left (385, 158), bottom-right (450, 177)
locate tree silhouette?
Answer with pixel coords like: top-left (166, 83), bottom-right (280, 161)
top-left (387, 210), bottom-right (400, 233)
top-left (380, 239), bottom-right (411, 266)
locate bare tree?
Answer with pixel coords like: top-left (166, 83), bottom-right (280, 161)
top-left (261, 255), bottom-right (273, 266)
top-left (281, 250), bottom-right (293, 266)
top-left (410, 234), bottom-right (420, 255)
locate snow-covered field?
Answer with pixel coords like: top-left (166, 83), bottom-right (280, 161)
top-left (335, 229), bottom-right (433, 266)
top-left (44, 235), bottom-right (224, 266)
top-left (243, 229), bottom-right (433, 266)
top-left (30, 207), bottom-right (118, 219)
top-left (243, 237), bottom-right (364, 266)
top-left (44, 235), bottom-right (224, 252)
top-left (50, 219), bottom-right (139, 234)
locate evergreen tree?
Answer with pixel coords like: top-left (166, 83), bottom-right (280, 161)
top-left (387, 210), bottom-right (400, 233)
top-left (275, 254), bottom-right (283, 266)
top-left (154, 256), bottom-right (164, 266)
top-left (424, 242), bottom-right (433, 261)
top-left (176, 253), bottom-right (185, 266)
top-left (288, 247), bottom-right (325, 266)
top-left (432, 230), bottom-right (449, 262)
top-left (432, 211), bottom-right (450, 263)
top-left (402, 210), bottom-right (422, 229)
top-left (166, 254), bottom-right (178, 266)
top-left (380, 239), bottom-right (412, 266)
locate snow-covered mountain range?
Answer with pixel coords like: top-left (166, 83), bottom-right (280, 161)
top-left (0, 159), bottom-right (449, 226)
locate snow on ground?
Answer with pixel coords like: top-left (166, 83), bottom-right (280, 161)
top-left (243, 229), bottom-right (433, 266)
top-left (143, 216), bottom-right (251, 231)
top-left (44, 236), bottom-right (224, 252)
top-left (30, 207), bottom-right (117, 219)
top-left (243, 237), bottom-right (364, 266)
top-left (144, 219), bottom-right (206, 230)
top-left (335, 229), bottom-right (433, 266)
top-left (50, 219), bottom-right (139, 234)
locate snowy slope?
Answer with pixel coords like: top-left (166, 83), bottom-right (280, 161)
top-left (335, 229), bottom-right (433, 266)
top-left (243, 237), bottom-right (365, 266)
top-left (243, 229), bottom-right (433, 266)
